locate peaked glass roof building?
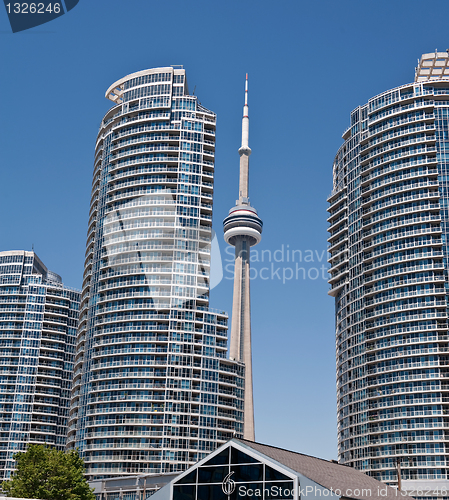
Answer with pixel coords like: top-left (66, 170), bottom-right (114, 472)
top-left (149, 439), bottom-right (403, 500)
top-left (67, 67), bottom-right (245, 479)
top-left (328, 52), bottom-right (449, 496)
top-left (0, 251), bottom-right (79, 479)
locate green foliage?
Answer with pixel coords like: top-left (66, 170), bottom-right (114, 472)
top-left (1, 445), bottom-right (95, 500)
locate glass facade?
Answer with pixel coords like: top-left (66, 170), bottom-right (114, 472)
top-left (173, 445), bottom-right (295, 500)
top-left (0, 250), bottom-right (79, 479)
top-left (328, 55), bottom-right (449, 493)
top-left (67, 67), bottom-right (244, 479)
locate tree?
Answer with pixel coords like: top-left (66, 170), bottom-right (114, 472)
top-left (1, 445), bottom-right (95, 500)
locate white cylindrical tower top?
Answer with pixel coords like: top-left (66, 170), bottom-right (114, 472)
top-left (224, 74), bottom-right (262, 245)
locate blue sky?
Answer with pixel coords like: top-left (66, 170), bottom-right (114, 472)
top-left (2, 0), bottom-right (449, 461)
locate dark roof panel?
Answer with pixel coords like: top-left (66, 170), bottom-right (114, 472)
top-left (237, 439), bottom-right (408, 500)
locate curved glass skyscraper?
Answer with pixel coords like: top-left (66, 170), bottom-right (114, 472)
top-left (67, 67), bottom-right (244, 479)
top-left (0, 251), bottom-right (79, 480)
top-left (328, 52), bottom-right (449, 496)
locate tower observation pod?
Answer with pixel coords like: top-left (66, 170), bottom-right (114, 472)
top-left (223, 75), bottom-right (263, 441)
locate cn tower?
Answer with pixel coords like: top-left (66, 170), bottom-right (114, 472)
top-left (223, 75), bottom-right (263, 441)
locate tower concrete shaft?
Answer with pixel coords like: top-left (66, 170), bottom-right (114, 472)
top-left (223, 75), bottom-right (263, 441)
top-left (230, 238), bottom-right (254, 440)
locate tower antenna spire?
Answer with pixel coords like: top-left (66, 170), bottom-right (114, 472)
top-left (241, 74), bottom-right (249, 149)
top-left (238, 74), bottom-right (252, 204)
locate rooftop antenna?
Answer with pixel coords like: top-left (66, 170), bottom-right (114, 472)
top-left (192, 85), bottom-right (196, 95)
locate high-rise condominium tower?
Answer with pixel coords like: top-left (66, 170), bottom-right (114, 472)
top-left (0, 251), bottom-right (79, 480)
top-left (67, 67), bottom-right (245, 479)
top-left (328, 51), bottom-right (449, 495)
top-left (223, 75), bottom-right (262, 441)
